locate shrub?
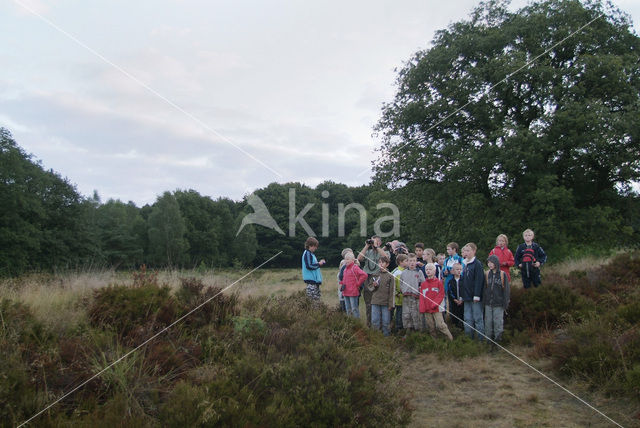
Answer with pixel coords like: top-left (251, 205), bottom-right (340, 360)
top-left (617, 302), bottom-right (640, 326)
top-left (549, 317), bottom-right (640, 396)
top-left (158, 381), bottom-right (211, 426)
top-left (88, 283), bottom-right (174, 341)
top-left (623, 364), bottom-right (640, 397)
top-left (506, 284), bottom-right (591, 332)
top-left (168, 292), bottom-right (412, 427)
top-left (0, 299), bottom-right (51, 426)
top-left (131, 264), bottom-right (159, 288)
top-left (402, 331), bottom-right (485, 359)
top-left (174, 277), bottom-right (239, 329)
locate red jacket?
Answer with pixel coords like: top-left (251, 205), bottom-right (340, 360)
top-left (340, 263), bottom-right (368, 297)
top-left (489, 246), bottom-right (514, 281)
top-left (419, 277), bottom-right (445, 313)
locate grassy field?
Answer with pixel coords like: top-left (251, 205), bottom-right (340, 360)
top-left (1, 256), bottom-right (639, 427)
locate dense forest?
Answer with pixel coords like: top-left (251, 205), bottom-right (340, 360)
top-left (2, 0), bottom-right (640, 276)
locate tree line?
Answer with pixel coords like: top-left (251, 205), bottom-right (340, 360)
top-left (2, 124), bottom-right (638, 278)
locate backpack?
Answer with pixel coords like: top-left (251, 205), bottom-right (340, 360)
top-left (521, 246), bottom-right (537, 264)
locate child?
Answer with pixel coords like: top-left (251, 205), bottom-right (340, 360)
top-left (370, 256), bottom-right (395, 336)
top-left (436, 253), bottom-right (446, 280)
top-left (484, 255), bottom-right (510, 344)
top-left (337, 248), bottom-right (358, 312)
top-left (302, 237), bottom-right (326, 302)
top-left (489, 234), bottom-right (515, 281)
top-left (339, 253), bottom-right (368, 318)
top-left (460, 243), bottom-right (485, 340)
top-left (391, 253), bottom-right (408, 333)
top-left (443, 242), bottom-right (465, 296)
top-left (447, 262), bottom-right (464, 330)
top-left (423, 248), bottom-right (439, 277)
top-left (420, 263), bottom-right (453, 340)
top-left (514, 229), bottom-right (547, 289)
top-left (400, 253), bottom-right (425, 331)
top-left (415, 243), bottom-right (425, 270)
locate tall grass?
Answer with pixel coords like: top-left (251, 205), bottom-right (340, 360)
top-left (0, 269), bottom-right (406, 426)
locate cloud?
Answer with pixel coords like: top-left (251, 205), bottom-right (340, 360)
top-left (9, 0), bottom-right (50, 16)
top-left (0, 86), bottom-right (377, 205)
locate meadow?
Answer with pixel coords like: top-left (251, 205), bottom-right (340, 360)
top-left (1, 253), bottom-right (639, 427)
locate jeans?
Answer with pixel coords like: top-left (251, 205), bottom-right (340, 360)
top-left (484, 306), bottom-right (504, 341)
top-left (344, 296), bottom-right (360, 318)
top-left (463, 300), bottom-right (485, 340)
top-left (371, 304), bottom-right (391, 336)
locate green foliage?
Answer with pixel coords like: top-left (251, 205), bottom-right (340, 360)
top-left (0, 299), bottom-right (49, 426)
top-left (147, 191), bottom-right (189, 267)
top-left (402, 331), bottom-right (485, 358)
top-left (158, 381), bottom-right (212, 426)
top-left (94, 199), bottom-right (145, 268)
top-left (232, 315), bottom-right (267, 337)
top-left (372, 0), bottom-right (640, 258)
top-left (506, 284), bottom-right (592, 332)
top-left (6, 288), bottom-right (411, 426)
top-left (171, 293), bottom-right (412, 427)
top-left (550, 316), bottom-right (640, 398)
top-left (174, 277), bottom-right (239, 328)
top-left (88, 283), bottom-right (174, 341)
top-left (507, 252), bottom-right (640, 400)
top-left (0, 128), bottom-right (96, 276)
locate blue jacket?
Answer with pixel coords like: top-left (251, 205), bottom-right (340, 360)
top-left (443, 254), bottom-right (465, 292)
top-left (460, 258), bottom-right (484, 301)
top-left (302, 249), bottom-right (322, 284)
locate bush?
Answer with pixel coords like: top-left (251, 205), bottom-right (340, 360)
top-left (164, 292), bottom-right (412, 427)
top-left (506, 284), bottom-right (591, 332)
top-left (4, 288), bottom-right (413, 427)
top-left (88, 283), bottom-right (174, 341)
top-left (549, 317), bottom-right (640, 397)
top-left (174, 277), bottom-right (239, 329)
top-left (0, 299), bottom-right (51, 426)
top-left (402, 331), bottom-right (485, 358)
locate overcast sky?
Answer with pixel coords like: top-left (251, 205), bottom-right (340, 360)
top-left (1, 0), bottom-right (639, 206)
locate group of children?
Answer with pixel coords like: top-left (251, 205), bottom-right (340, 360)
top-left (302, 229), bottom-right (547, 343)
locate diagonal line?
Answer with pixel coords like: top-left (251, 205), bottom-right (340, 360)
top-left (358, 253), bottom-right (623, 427)
top-left (11, 0), bottom-right (283, 179)
top-left (357, 12), bottom-right (604, 178)
top-left (17, 251), bottom-right (283, 428)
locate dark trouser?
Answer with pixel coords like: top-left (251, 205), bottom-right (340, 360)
top-left (391, 305), bottom-right (403, 332)
top-left (449, 299), bottom-right (464, 329)
top-left (522, 265), bottom-right (541, 288)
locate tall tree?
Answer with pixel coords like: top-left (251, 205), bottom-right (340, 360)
top-left (0, 128), bottom-right (94, 275)
top-left (95, 200), bottom-right (145, 268)
top-left (373, 0), bottom-right (640, 255)
top-left (374, 0), bottom-right (639, 202)
top-left (147, 192), bottom-right (189, 267)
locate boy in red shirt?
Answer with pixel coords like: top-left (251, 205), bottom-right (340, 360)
top-left (419, 263), bottom-right (453, 341)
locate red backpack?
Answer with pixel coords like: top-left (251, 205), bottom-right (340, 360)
top-left (521, 247), bottom-right (537, 264)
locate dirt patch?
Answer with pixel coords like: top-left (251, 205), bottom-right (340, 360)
top-left (402, 348), bottom-right (640, 428)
